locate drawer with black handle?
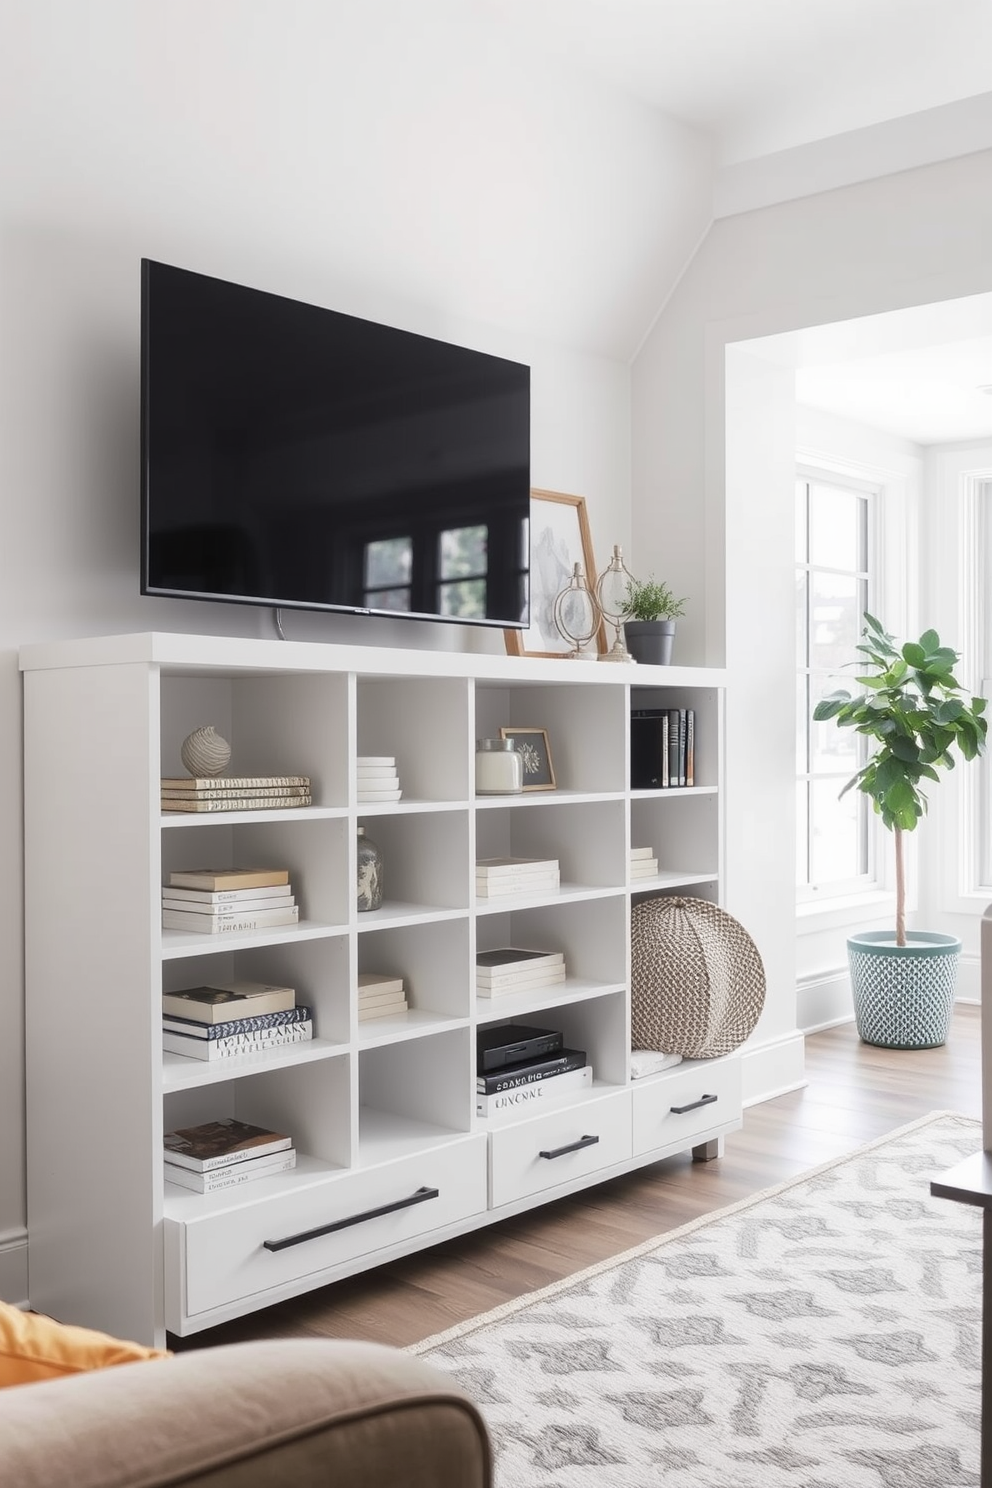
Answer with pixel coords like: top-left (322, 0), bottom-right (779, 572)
top-left (631, 1055), bottom-right (742, 1158)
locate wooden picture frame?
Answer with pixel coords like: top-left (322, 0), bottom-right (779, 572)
top-left (503, 488), bottom-right (608, 658)
top-left (499, 727), bottom-right (557, 791)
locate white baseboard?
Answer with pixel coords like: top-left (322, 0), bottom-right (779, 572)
top-left (798, 969), bottom-right (853, 1033)
top-left (955, 953), bottom-right (980, 1005)
top-left (740, 1029), bottom-right (806, 1106)
top-left (0, 1227), bottom-right (28, 1307)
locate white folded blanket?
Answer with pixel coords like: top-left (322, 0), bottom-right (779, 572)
top-left (630, 1049), bottom-right (683, 1078)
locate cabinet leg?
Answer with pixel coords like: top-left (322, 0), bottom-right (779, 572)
top-left (692, 1136), bottom-right (724, 1163)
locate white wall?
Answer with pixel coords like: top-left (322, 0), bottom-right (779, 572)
top-left (633, 146), bottom-right (992, 1102)
top-left (0, 4), bottom-right (719, 1301)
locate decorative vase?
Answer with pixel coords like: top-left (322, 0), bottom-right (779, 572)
top-left (846, 930), bottom-right (961, 1049)
top-left (623, 620), bottom-right (676, 666)
top-left (356, 825), bottom-right (384, 912)
top-left (180, 725), bottom-right (232, 777)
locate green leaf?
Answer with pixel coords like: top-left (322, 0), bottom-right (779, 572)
top-left (889, 736), bottom-right (920, 763)
top-left (812, 696), bottom-right (850, 721)
top-left (919, 629), bottom-right (940, 653)
top-left (902, 642), bottom-right (926, 667)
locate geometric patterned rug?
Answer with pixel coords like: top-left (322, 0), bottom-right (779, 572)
top-left (410, 1112), bottom-right (983, 1487)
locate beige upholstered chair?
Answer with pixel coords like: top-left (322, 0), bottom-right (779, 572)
top-left (0, 1337), bottom-right (492, 1488)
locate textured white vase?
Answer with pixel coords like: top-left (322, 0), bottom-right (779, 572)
top-left (180, 726), bottom-right (232, 777)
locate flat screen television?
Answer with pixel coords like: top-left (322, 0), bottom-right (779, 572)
top-left (140, 259), bottom-right (531, 629)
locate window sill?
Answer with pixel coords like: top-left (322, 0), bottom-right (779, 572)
top-left (796, 889), bottom-right (893, 936)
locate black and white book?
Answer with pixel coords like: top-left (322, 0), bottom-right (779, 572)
top-left (163, 1117), bottom-right (293, 1172)
top-left (477, 1064), bottom-right (592, 1117)
top-left (161, 982), bottom-right (296, 1023)
top-left (476, 1047), bottom-right (586, 1094)
top-left (164, 1148), bottom-right (297, 1192)
top-left (163, 1005), bottom-right (312, 1039)
top-left (163, 1021), bottom-right (313, 1060)
top-left (162, 904), bottom-right (300, 934)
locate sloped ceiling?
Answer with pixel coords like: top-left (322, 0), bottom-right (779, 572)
top-left (2, 0), bottom-right (991, 360)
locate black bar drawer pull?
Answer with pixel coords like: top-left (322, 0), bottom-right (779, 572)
top-left (539, 1134), bottom-right (600, 1161)
top-left (263, 1186), bottom-right (439, 1253)
top-left (670, 1093), bottom-right (718, 1116)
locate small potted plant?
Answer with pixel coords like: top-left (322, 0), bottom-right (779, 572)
top-left (813, 613), bottom-right (987, 1048)
top-left (620, 576), bottom-right (687, 665)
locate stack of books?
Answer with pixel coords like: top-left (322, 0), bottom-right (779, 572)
top-left (160, 774), bottom-right (312, 813)
top-left (162, 868), bottom-right (300, 934)
top-left (476, 856), bottom-right (560, 899)
top-left (163, 1117), bottom-right (296, 1192)
top-left (357, 756), bottom-right (402, 804)
top-left (476, 947), bottom-right (566, 999)
top-left (476, 1022), bottom-right (591, 1118)
top-left (630, 846), bottom-right (659, 881)
top-left (162, 979), bottom-right (313, 1061)
top-left (357, 972), bottom-right (409, 1021)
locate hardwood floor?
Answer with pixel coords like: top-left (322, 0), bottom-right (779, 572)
top-left (170, 1006), bottom-right (983, 1352)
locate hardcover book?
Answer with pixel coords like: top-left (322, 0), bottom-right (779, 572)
top-left (476, 967), bottom-right (568, 997)
top-left (162, 884), bottom-right (294, 906)
top-left (160, 784), bottom-right (311, 799)
top-left (476, 857), bottom-right (560, 876)
top-left (477, 1063), bottom-right (592, 1116)
top-left (476, 948), bottom-right (564, 973)
top-left (163, 1021), bottom-right (313, 1060)
top-left (160, 776), bottom-right (310, 790)
top-left (163, 1005), bottom-right (312, 1038)
top-left (168, 868), bottom-right (291, 891)
top-left (164, 1149), bottom-right (297, 1191)
top-left (163, 1117), bottom-right (292, 1172)
top-left (162, 905), bottom-right (300, 934)
top-left (357, 998), bottom-right (409, 1021)
top-left (476, 1047), bottom-right (586, 1094)
top-left (161, 893), bottom-right (296, 915)
top-left (161, 982), bottom-right (296, 1023)
top-left (162, 794), bottom-right (312, 812)
top-left (357, 972), bottom-right (405, 995)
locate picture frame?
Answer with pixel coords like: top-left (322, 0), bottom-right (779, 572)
top-left (504, 488), bottom-right (608, 658)
top-left (499, 727), bottom-right (557, 791)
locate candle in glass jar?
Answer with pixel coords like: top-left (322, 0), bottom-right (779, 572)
top-left (475, 738), bottom-right (523, 795)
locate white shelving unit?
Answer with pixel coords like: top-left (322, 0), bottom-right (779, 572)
top-left (20, 631), bottom-right (738, 1345)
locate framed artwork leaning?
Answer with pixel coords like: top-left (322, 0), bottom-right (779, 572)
top-left (503, 488), bottom-right (608, 658)
top-left (499, 727), bottom-right (556, 791)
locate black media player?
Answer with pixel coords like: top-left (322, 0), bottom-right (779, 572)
top-left (476, 1023), bottom-right (564, 1072)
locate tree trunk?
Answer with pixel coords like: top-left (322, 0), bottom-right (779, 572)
top-left (894, 826), bottom-right (906, 947)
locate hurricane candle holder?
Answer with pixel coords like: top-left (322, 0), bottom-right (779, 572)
top-left (552, 562), bottom-right (602, 659)
top-left (596, 544), bottom-right (636, 663)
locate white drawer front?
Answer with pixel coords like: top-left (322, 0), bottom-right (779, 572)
top-left (179, 1134), bottom-right (488, 1318)
top-left (489, 1089), bottom-right (632, 1209)
top-left (632, 1056), bottom-right (741, 1157)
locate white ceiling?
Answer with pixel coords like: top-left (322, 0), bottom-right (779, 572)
top-left (486, 0), bottom-right (992, 165)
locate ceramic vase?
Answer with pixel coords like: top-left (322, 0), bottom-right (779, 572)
top-left (357, 825), bottom-right (384, 912)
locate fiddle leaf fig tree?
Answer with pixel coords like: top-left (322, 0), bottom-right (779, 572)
top-left (812, 613), bottom-right (988, 947)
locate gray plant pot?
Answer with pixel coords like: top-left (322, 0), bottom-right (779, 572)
top-left (846, 930), bottom-right (961, 1049)
top-left (623, 619), bottom-right (676, 666)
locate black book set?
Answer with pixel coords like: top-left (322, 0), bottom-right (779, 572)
top-left (475, 1023), bottom-right (591, 1116)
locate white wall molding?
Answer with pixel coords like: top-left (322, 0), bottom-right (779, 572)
top-left (797, 968), bottom-right (854, 1035)
top-left (740, 1029), bottom-right (806, 1107)
top-left (714, 96), bottom-right (992, 219)
top-left (0, 1227), bottom-right (28, 1308)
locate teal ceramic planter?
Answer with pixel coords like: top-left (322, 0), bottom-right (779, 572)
top-left (846, 930), bottom-right (962, 1049)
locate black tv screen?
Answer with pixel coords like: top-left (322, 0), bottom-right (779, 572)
top-left (140, 259), bottom-right (531, 628)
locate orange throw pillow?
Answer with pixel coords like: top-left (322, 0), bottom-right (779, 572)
top-left (0, 1301), bottom-right (170, 1387)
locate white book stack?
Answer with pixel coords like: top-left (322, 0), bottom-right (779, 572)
top-left (162, 869), bottom-right (299, 933)
top-left (476, 856), bottom-right (560, 899)
top-left (476, 947), bottom-right (566, 998)
top-left (356, 756), bottom-right (403, 803)
top-left (357, 971), bottom-right (409, 1022)
top-left (630, 846), bottom-right (659, 882)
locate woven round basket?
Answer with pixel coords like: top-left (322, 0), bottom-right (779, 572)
top-left (631, 896), bottom-right (766, 1058)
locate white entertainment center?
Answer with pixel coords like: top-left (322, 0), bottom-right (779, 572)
top-left (20, 631), bottom-right (737, 1347)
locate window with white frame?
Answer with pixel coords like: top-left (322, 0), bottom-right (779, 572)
top-left (796, 472), bottom-right (876, 901)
